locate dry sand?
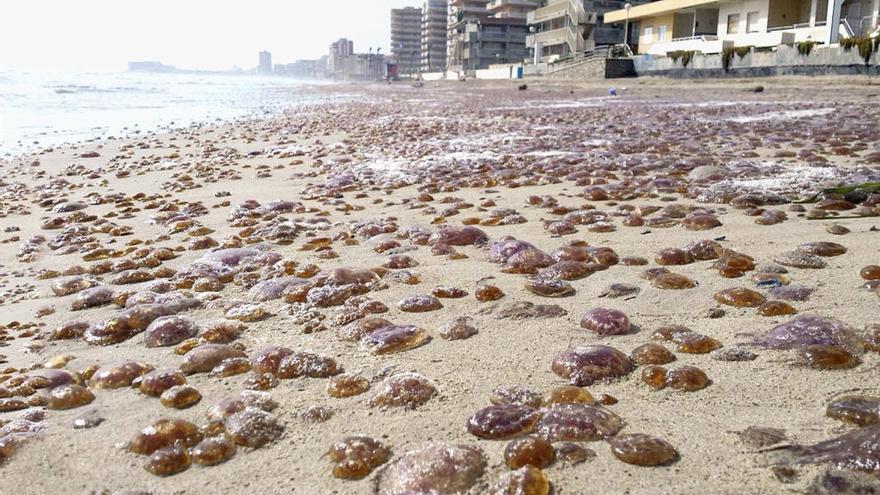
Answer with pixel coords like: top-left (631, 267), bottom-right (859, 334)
top-left (0, 76), bottom-right (879, 494)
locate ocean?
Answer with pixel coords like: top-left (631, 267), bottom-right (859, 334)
top-left (0, 70), bottom-right (327, 156)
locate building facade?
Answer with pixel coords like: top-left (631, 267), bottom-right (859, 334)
top-left (487, 0), bottom-right (543, 18)
top-left (526, 0), bottom-right (595, 61)
top-left (449, 17), bottom-right (532, 69)
top-left (526, 0), bottom-right (645, 62)
top-left (448, 0), bottom-right (492, 66)
top-left (422, 0), bottom-right (449, 71)
top-left (258, 51), bottom-right (272, 73)
top-left (327, 38), bottom-right (355, 74)
top-left (392, 7), bottom-right (423, 77)
top-left (604, 0), bottom-right (879, 55)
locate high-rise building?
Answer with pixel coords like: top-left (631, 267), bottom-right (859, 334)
top-left (328, 38), bottom-right (355, 74)
top-left (486, 0), bottom-right (542, 19)
top-left (258, 51), bottom-right (272, 73)
top-left (392, 7), bottom-right (423, 77)
top-left (421, 0), bottom-right (448, 72)
top-left (447, 0), bottom-right (491, 66)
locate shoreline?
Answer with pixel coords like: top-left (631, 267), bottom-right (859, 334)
top-left (0, 77), bottom-right (879, 494)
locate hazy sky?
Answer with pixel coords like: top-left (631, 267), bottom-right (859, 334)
top-left (0, 0), bottom-right (421, 72)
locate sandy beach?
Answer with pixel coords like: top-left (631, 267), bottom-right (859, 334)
top-left (1, 76), bottom-right (880, 495)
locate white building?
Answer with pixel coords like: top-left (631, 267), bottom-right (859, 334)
top-left (605, 0), bottom-right (879, 55)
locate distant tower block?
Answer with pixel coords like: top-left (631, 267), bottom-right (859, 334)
top-left (258, 51), bottom-right (272, 74)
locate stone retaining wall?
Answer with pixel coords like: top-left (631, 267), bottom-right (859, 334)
top-left (633, 44), bottom-right (879, 78)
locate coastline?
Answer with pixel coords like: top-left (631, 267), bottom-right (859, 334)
top-left (0, 76), bottom-right (879, 494)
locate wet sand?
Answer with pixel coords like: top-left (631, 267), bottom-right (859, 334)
top-left (1, 77), bottom-right (879, 494)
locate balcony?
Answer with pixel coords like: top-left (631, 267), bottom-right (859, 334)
top-left (527, 0), bottom-right (588, 25)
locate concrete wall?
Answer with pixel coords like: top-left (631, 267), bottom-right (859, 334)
top-left (543, 58), bottom-right (636, 79)
top-left (474, 65), bottom-right (523, 79)
top-left (633, 43), bottom-right (880, 76)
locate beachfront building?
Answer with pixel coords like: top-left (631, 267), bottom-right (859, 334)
top-left (604, 0), bottom-right (880, 55)
top-left (446, 0), bottom-right (537, 70)
top-left (448, 0), bottom-right (492, 67)
top-left (488, 0), bottom-right (543, 18)
top-left (327, 38), bottom-right (355, 75)
top-left (525, 0), bottom-right (644, 63)
top-left (422, 0), bottom-right (449, 71)
top-left (392, 7), bottom-right (423, 77)
top-left (258, 51), bottom-right (272, 74)
top-left (448, 17), bottom-right (532, 69)
top-left (526, 0), bottom-right (594, 61)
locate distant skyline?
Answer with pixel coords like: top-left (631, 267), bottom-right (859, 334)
top-left (0, 0), bottom-right (420, 72)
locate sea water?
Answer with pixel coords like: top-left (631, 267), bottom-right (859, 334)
top-left (0, 70), bottom-right (330, 156)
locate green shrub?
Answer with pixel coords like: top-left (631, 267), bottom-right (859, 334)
top-left (840, 36), bottom-right (879, 64)
top-left (667, 50), bottom-right (696, 67)
top-left (722, 46), bottom-right (753, 71)
top-left (796, 41), bottom-right (817, 56)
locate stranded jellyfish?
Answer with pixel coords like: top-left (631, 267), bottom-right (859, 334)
top-left (89, 361), bottom-right (154, 389)
top-left (762, 315), bottom-right (864, 353)
top-left (551, 345), bottom-right (633, 386)
top-left (224, 406), bottom-right (283, 448)
top-left (797, 242), bottom-right (847, 257)
top-left (439, 317), bottom-right (478, 340)
top-left (376, 443), bottom-right (486, 494)
top-left (191, 436), bottom-right (236, 466)
top-left (609, 433), bottom-right (678, 466)
top-left (397, 294), bottom-right (443, 313)
top-left (129, 419), bottom-right (202, 455)
top-left (769, 285), bottom-right (815, 302)
top-left (714, 287), bottom-right (766, 307)
top-left (826, 396), bottom-right (880, 426)
top-left (145, 446), bottom-right (191, 476)
top-left (543, 386), bottom-right (595, 406)
top-left (180, 344), bottom-right (247, 375)
top-left (488, 465), bottom-right (550, 495)
top-left (327, 435), bottom-right (390, 480)
top-left (784, 425), bottom-right (880, 475)
top-left (360, 325), bottom-right (431, 354)
top-left (773, 251), bottom-right (827, 269)
top-left (143, 315), bottom-right (199, 348)
top-left (138, 370), bottom-right (187, 396)
top-left (758, 300), bottom-right (797, 317)
top-left (630, 343), bottom-right (676, 365)
top-left (799, 344), bottom-right (859, 369)
top-left (368, 373), bottom-right (436, 409)
top-left (467, 404), bottom-right (542, 440)
top-left (666, 366), bottom-right (711, 391)
top-left (476, 285), bottom-right (505, 301)
top-left (45, 384), bottom-right (94, 410)
top-left (504, 436), bottom-right (556, 469)
top-left (654, 248), bottom-right (693, 266)
top-left (276, 352), bottom-right (338, 379)
top-left (490, 386), bottom-right (544, 408)
top-left (524, 278), bottom-right (575, 298)
top-left (327, 373), bottom-right (370, 398)
top-left (651, 273), bottom-right (696, 290)
top-left (535, 403), bottom-right (625, 442)
top-left (580, 308), bottom-right (631, 336)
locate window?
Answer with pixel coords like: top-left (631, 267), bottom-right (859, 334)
top-left (727, 13), bottom-right (740, 34)
top-left (746, 11), bottom-right (760, 33)
top-left (643, 26), bottom-right (653, 42)
top-left (658, 24), bottom-right (667, 41)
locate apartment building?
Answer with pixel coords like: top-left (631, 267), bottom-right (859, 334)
top-left (258, 51), bottom-right (272, 74)
top-left (488, 0), bottom-right (544, 18)
top-left (422, 0), bottom-right (449, 71)
top-left (526, 0), bottom-right (645, 62)
top-left (392, 7), bottom-right (423, 76)
top-left (604, 0), bottom-right (879, 55)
